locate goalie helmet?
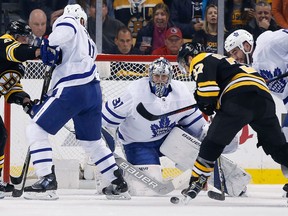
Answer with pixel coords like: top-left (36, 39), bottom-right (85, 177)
top-left (148, 57), bottom-right (173, 98)
top-left (64, 4), bottom-right (87, 28)
top-left (224, 29), bottom-right (254, 54)
top-left (6, 20), bottom-right (31, 38)
top-left (177, 42), bottom-right (205, 74)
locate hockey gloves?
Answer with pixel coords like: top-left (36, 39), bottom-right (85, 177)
top-left (194, 91), bottom-right (217, 116)
top-left (23, 99), bottom-right (39, 117)
top-left (40, 38), bottom-right (61, 67)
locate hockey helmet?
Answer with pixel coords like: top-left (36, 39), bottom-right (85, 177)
top-left (64, 4), bottom-right (87, 27)
top-left (6, 20), bottom-right (31, 37)
top-left (177, 42), bottom-right (205, 74)
top-left (148, 57), bottom-right (173, 98)
top-left (224, 29), bottom-right (254, 54)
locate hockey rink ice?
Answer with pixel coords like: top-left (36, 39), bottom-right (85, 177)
top-left (1, 184), bottom-right (288, 216)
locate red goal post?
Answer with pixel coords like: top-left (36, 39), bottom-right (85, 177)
top-left (3, 54), bottom-right (194, 182)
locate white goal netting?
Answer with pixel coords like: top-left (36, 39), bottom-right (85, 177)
top-left (5, 55), bottom-right (195, 181)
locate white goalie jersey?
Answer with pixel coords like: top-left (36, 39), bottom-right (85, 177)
top-left (252, 29), bottom-right (288, 105)
top-left (102, 77), bottom-right (206, 145)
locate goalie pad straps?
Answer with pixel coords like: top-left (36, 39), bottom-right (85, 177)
top-left (192, 156), bottom-right (215, 178)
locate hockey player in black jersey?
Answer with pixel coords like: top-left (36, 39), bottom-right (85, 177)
top-left (177, 42), bottom-right (288, 201)
top-left (0, 20), bottom-right (40, 199)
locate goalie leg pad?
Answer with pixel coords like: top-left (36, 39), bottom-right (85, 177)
top-left (160, 127), bottom-right (251, 196)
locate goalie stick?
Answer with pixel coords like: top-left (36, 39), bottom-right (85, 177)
top-left (62, 124), bottom-right (190, 195)
top-left (101, 127), bottom-right (190, 195)
top-left (136, 102), bottom-right (197, 121)
top-left (11, 148), bottom-right (31, 197)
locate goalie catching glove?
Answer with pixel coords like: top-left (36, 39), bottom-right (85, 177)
top-left (40, 38), bottom-right (62, 66)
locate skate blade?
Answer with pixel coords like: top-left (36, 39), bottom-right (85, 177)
top-left (24, 190), bottom-right (59, 200)
top-left (0, 192), bottom-right (4, 199)
top-left (105, 191), bottom-right (131, 200)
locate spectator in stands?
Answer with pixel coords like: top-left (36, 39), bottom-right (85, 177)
top-left (28, 9), bottom-right (48, 47)
top-left (152, 27), bottom-right (184, 55)
top-left (87, 0), bottom-right (125, 53)
top-left (20, 0), bottom-right (68, 34)
top-left (111, 26), bottom-right (142, 54)
top-left (113, 0), bottom-right (163, 38)
top-left (193, 4), bottom-right (226, 53)
top-left (134, 3), bottom-right (173, 55)
top-left (170, 0), bottom-right (218, 39)
top-left (224, 0), bottom-right (255, 31)
top-left (245, 1), bottom-right (279, 41)
top-left (272, 0), bottom-right (288, 29)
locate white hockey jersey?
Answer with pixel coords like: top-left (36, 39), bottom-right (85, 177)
top-left (102, 77), bottom-right (206, 145)
top-left (252, 29), bottom-right (288, 104)
top-left (47, 14), bottom-right (99, 90)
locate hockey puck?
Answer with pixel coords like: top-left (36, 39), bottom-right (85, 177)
top-left (170, 196), bottom-right (180, 204)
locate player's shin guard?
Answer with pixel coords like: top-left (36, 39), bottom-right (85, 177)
top-left (182, 157), bottom-right (215, 199)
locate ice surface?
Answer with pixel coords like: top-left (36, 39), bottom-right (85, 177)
top-left (1, 185), bottom-right (288, 216)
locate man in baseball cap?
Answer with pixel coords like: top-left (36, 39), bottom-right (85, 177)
top-left (152, 27), bottom-right (184, 55)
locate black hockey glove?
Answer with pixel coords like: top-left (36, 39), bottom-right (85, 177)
top-left (197, 102), bottom-right (216, 116)
top-left (22, 99), bottom-right (39, 117)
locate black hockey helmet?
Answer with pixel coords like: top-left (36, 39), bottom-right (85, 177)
top-left (177, 42), bottom-right (205, 69)
top-left (6, 20), bottom-right (31, 37)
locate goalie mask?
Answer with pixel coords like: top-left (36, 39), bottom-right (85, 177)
top-left (149, 57), bottom-right (173, 98)
top-left (64, 4), bottom-right (88, 28)
top-left (177, 42), bottom-right (205, 75)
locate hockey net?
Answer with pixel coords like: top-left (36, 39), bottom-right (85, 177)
top-left (4, 54), bottom-right (194, 183)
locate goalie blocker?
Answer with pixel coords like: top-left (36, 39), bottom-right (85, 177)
top-left (160, 127), bottom-right (251, 197)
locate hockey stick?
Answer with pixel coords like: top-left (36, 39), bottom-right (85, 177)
top-left (101, 127), bottom-right (190, 195)
top-left (266, 71), bottom-right (288, 84)
top-left (10, 148), bottom-right (30, 185)
top-left (136, 102), bottom-right (197, 121)
top-left (11, 148), bottom-right (31, 197)
top-left (40, 65), bottom-right (55, 103)
top-left (207, 157), bottom-right (226, 201)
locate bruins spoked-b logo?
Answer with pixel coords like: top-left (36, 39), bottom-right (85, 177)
top-left (0, 70), bottom-right (21, 95)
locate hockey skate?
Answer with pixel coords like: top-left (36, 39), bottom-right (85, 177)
top-left (181, 175), bottom-right (208, 203)
top-left (0, 180), bottom-right (14, 198)
top-left (102, 169), bottom-right (131, 200)
top-left (24, 165), bottom-right (58, 200)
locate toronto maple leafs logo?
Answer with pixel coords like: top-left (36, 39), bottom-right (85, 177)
top-left (150, 116), bottom-right (176, 138)
top-left (260, 67), bottom-right (287, 93)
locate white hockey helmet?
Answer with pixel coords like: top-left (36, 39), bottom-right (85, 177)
top-left (64, 4), bottom-right (87, 28)
top-left (148, 57), bottom-right (173, 98)
top-left (224, 29), bottom-right (254, 54)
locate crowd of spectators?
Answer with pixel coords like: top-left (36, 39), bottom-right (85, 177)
top-left (1, 0), bottom-right (281, 55)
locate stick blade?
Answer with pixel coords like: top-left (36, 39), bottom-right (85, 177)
top-left (136, 103), bottom-right (158, 121)
top-left (207, 191), bottom-right (225, 201)
top-left (12, 189), bottom-right (23, 197)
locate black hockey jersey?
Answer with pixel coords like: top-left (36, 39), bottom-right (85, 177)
top-left (0, 34), bottom-right (37, 102)
top-left (190, 53), bottom-right (272, 108)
